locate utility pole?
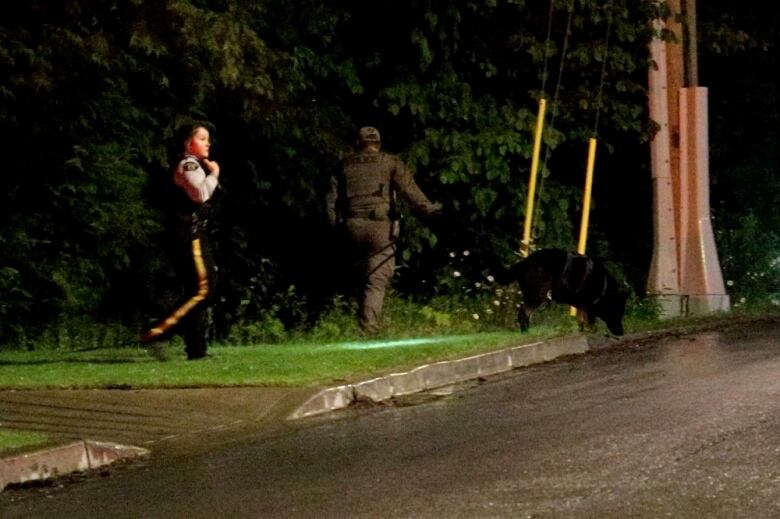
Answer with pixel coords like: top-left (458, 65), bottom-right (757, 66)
top-left (647, 0), bottom-right (730, 317)
top-left (647, 13), bottom-right (682, 317)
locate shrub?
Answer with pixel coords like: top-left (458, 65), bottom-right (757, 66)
top-left (717, 214), bottom-right (780, 308)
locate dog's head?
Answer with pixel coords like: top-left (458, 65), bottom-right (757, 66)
top-left (598, 290), bottom-right (628, 336)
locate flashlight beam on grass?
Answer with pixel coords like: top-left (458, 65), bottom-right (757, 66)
top-left (322, 335), bottom-right (483, 351)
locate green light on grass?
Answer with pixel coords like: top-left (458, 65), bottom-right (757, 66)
top-left (323, 334), bottom-right (482, 351)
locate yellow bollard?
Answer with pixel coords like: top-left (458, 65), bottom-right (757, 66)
top-left (521, 98), bottom-right (546, 257)
top-left (571, 137), bottom-right (598, 317)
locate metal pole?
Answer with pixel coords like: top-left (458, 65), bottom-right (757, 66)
top-left (570, 137), bottom-right (598, 317)
top-left (576, 138), bottom-right (597, 255)
top-left (521, 98), bottom-right (547, 257)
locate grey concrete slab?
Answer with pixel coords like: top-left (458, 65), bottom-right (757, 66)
top-left (288, 335), bottom-right (594, 420)
top-left (542, 335), bottom-right (589, 360)
top-left (288, 385), bottom-right (354, 420)
top-left (510, 341), bottom-right (546, 367)
top-left (385, 370), bottom-right (427, 397)
top-left (0, 440), bottom-right (149, 491)
top-left (353, 377), bottom-right (394, 403)
top-left (474, 349), bottom-right (513, 377)
top-left (83, 440), bottom-right (150, 469)
top-left (418, 361), bottom-right (457, 390)
top-left (449, 355), bottom-right (487, 382)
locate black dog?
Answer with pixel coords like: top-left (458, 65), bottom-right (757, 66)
top-left (501, 248), bottom-right (627, 336)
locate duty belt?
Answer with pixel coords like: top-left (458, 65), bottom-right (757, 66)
top-left (345, 208), bottom-right (391, 221)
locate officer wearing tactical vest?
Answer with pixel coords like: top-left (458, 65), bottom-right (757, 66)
top-left (327, 126), bottom-right (441, 333)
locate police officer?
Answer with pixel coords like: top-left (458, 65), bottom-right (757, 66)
top-left (327, 126), bottom-right (441, 334)
top-left (144, 124), bottom-right (221, 360)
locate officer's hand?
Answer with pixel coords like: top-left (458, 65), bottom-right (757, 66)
top-left (203, 159), bottom-right (220, 178)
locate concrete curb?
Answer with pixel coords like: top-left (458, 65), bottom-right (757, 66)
top-left (0, 440), bottom-right (150, 491)
top-left (288, 335), bottom-right (590, 420)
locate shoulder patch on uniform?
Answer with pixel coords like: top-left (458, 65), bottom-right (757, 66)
top-left (183, 161), bottom-right (199, 172)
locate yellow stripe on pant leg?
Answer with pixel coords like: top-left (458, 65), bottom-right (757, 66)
top-left (144, 238), bottom-right (209, 340)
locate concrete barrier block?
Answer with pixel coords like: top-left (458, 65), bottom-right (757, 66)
top-left (1, 440), bottom-right (152, 491)
top-left (449, 355), bottom-right (484, 382)
top-left (542, 335), bottom-right (589, 360)
top-left (83, 440), bottom-right (150, 469)
top-left (0, 441), bottom-right (88, 490)
top-left (288, 334), bottom-right (594, 421)
top-left (510, 342), bottom-right (546, 367)
top-left (385, 370), bottom-right (426, 397)
top-left (416, 361), bottom-right (457, 390)
top-left (353, 377), bottom-right (394, 402)
top-left (288, 385), bottom-right (354, 419)
top-left (474, 350), bottom-right (513, 377)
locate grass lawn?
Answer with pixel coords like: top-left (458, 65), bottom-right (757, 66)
top-left (0, 429), bottom-right (51, 455)
top-left (0, 331), bottom-right (557, 389)
top-left (1, 305), bottom-right (775, 391)
top-left (1, 310), bottom-right (773, 390)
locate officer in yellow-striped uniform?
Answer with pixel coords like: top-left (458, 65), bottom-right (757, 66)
top-left (144, 124), bottom-right (221, 360)
top-left (327, 127), bottom-right (441, 334)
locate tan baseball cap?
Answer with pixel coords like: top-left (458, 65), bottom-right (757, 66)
top-left (358, 126), bottom-right (381, 143)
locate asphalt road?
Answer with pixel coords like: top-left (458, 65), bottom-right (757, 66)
top-left (3, 322), bottom-right (780, 518)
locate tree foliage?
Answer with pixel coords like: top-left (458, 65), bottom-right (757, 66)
top-left (0, 0), bottom-right (773, 343)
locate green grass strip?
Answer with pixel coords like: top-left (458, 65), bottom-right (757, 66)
top-left (0, 428), bottom-right (51, 454)
top-left (0, 331), bottom-right (546, 389)
top-left (1, 310), bottom-right (773, 390)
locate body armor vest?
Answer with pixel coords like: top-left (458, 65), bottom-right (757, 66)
top-left (339, 151), bottom-right (395, 221)
top-left (173, 156), bottom-right (218, 233)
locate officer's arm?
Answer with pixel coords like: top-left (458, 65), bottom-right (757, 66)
top-left (175, 160), bottom-right (219, 204)
top-left (392, 159), bottom-right (441, 219)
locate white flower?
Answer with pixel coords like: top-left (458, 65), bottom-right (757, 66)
top-left (486, 309), bottom-right (494, 315)
top-left (726, 280), bottom-right (734, 286)
top-left (463, 250), bottom-right (470, 256)
top-left (475, 282), bottom-right (482, 288)
top-left (493, 300), bottom-right (501, 306)
top-left (449, 251), bottom-right (456, 258)
top-left (472, 313), bottom-right (480, 320)
top-left (739, 297), bottom-right (746, 304)
top-left (453, 271), bottom-right (462, 278)
top-left (486, 275), bottom-right (495, 282)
